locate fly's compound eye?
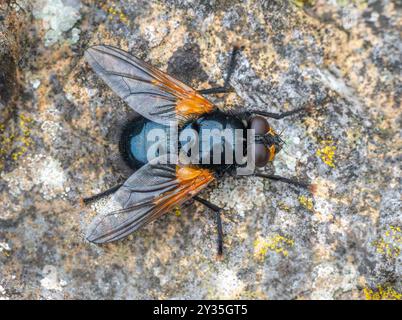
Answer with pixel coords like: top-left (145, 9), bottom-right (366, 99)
top-left (250, 116), bottom-right (271, 167)
top-left (254, 143), bottom-right (270, 167)
top-left (250, 115), bottom-right (270, 135)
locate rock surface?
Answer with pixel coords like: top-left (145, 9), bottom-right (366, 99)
top-left (0, 0), bottom-right (401, 300)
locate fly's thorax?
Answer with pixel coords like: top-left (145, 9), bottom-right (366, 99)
top-left (178, 110), bottom-right (247, 171)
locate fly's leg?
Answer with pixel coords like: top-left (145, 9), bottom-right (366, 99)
top-left (197, 45), bottom-right (242, 96)
top-left (81, 183), bottom-right (123, 205)
top-left (255, 172), bottom-right (317, 193)
top-left (223, 45), bottom-right (242, 88)
top-left (247, 107), bottom-right (309, 119)
top-left (198, 87), bottom-right (234, 95)
top-left (248, 95), bottom-right (328, 119)
top-left (193, 195), bottom-right (224, 257)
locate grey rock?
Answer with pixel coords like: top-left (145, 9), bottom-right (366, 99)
top-left (0, 0), bottom-right (401, 300)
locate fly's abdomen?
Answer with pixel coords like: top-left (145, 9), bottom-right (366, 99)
top-left (119, 116), bottom-right (171, 170)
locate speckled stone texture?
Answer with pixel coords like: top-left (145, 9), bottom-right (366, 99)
top-left (0, 0), bottom-right (401, 300)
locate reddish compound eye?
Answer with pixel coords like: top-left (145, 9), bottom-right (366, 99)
top-left (249, 116), bottom-right (271, 167)
top-left (254, 143), bottom-right (270, 167)
top-left (250, 115), bottom-right (270, 135)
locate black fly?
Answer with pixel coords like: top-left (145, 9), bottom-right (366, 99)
top-left (82, 45), bottom-right (315, 257)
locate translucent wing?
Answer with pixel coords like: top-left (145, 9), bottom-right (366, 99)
top-left (86, 157), bottom-right (215, 243)
top-left (85, 45), bottom-right (215, 125)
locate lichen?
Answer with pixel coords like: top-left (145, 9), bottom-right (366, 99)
top-left (0, 242), bottom-right (11, 257)
top-left (40, 265), bottom-right (67, 292)
top-left (11, 114), bottom-right (33, 161)
top-left (209, 176), bottom-right (266, 217)
top-left (372, 225), bottom-right (402, 259)
top-left (316, 140), bottom-right (336, 168)
top-left (291, 0), bottom-right (316, 8)
top-left (1, 0), bottom-right (401, 300)
top-left (1, 154), bottom-right (67, 200)
top-left (298, 195), bottom-right (314, 211)
top-left (174, 206), bottom-right (182, 217)
top-left (209, 268), bottom-right (245, 299)
top-left (364, 285), bottom-right (402, 300)
top-left (254, 234), bottom-right (295, 261)
top-left (0, 113), bottom-right (33, 170)
top-left (105, 3), bottom-right (129, 25)
top-left (336, 0), bottom-right (368, 9)
top-left (33, 0), bottom-right (81, 46)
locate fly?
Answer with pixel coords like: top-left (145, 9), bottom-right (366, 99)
top-left (82, 45), bottom-right (315, 256)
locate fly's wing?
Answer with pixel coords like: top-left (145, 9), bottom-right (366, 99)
top-left (86, 157), bottom-right (215, 243)
top-left (85, 45), bottom-right (215, 125)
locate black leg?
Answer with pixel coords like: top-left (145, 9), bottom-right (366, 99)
top-left (81, 183), bottom-right (123, 205)
top-left (193, 195), bottom-right (224, 257)
top-left (197, 45), bottom-right (242, 96)
top-left (255, 172), bottom-right (317, 192)
top-left (223, 45), bottom-right (242, 88)
top-left (198, 86), bottom-right (234, 95)
top-left (248, 106), bottom-right (308, 119)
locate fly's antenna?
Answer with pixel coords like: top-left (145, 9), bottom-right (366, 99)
top-left (278, 129), bottom-right (286, 145)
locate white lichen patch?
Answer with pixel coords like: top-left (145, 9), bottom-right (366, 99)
top-left (40, 265), bottom-right (67, 291)
top-left (341, 5), bottom-right (361, 30)
top-left (69, 27), bottom-right (81, 45)
top-left (134, 5), bottom-right (187, 65)
top-left (142, 24), bottom-right (169, 48)
top-left (0, 242), bottom-right (11, 253)
top-left (0, 284), bottom-right (8, 300)
top-left (311, 262), bottom-right (358, 300)
top-left (30, 79), bottom-right (41, 89)
top-left (38, 156), bottom-right (66, 192)
top-left (90, 195), bottom-right (123, 216)
top-left (274, 125), bottom-right (308, 176)
top-left (311, 178), bottom-right (338, 223)
top-left (209, 176), bottom-right (266, 216)
top-left (315, 68), bottom-right (363, 114)
top-left (211, 268), bottom-right (245, 299)
top-left (33, 0), bottom-right (81, 46)
top-left (313, 198), bottom-right (335, 222)
top-left (1, 154), bottom-right (67, 200)
top-left (41, 120), bottom-right (63, 142)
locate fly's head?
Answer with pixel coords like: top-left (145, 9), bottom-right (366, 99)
top-left (249, 115), bottom-right (284, 167)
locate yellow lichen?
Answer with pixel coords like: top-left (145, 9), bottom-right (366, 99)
top-left (278, 201), bottom-right (291, 211)
top-left (2, 250), bottom-right (11, 257)
top-left (11, 114), bottom-right (33, 162)
top-left (254, 234), bottom-right (295, 261)
top-left (372, 225), bottom-right (402, 258)
top-left (174, 206), bottom-right (181, 217)
top-left (298, 195), bottom-right (314, 211)
top-left (364, 285), bottom-right (402, 300)
top-left (0, 113), bottom-right (33, 169)
top-left (106, 4), bottom-right (129, 24)
top-left (316, 140), bottom-right (336, 168)
top-left (336, 0), bottom-right (368, 10)
top-left (291, 0), bottom-right (316, 8)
